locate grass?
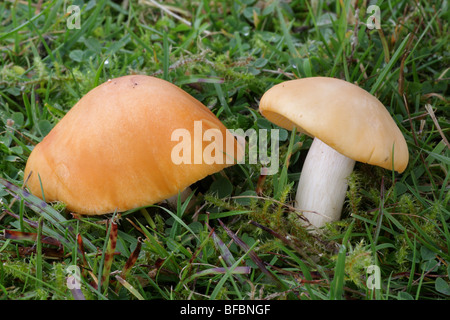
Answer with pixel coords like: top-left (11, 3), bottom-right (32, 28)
top-left (0, 0), bottom-right (449, 301)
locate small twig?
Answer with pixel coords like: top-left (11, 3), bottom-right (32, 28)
top-left (400, 111), bottom-right (428, 123)
top-left (142, 0), bottom-right (211, 36)
top-left (404, 95), bottom-right (438, 195)
top-left (261, 68), bottom-right (296, 79)
top-left (404, 94), bottom-right (421, 149)
top-left (424, 104), bottom-right (450, 149)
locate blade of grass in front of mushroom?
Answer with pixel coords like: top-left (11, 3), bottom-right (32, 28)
top-left (329, 222), bottom-right (354, 300)
top-left (133, 219), bottom-right (181, 273)
top-left (211, 80), bottom-right (230, 118)
top-left (0, 178), bottom-right (66, 227)
top-left (207, 223), bottom-right (246, 284)
top-left (194, 266), bottom-right (251, 279)
top-left (218, 219), bottom-right (283, 287)
top-left (115, 275), bottom-right (145, 300)
top-left (76, 233), bottom-right (101, 291)
top-left (209, 226), bottom-right (237, 266)
top-left (272, 241), bottom-right (322, 300)
top-left (373, 177), bottom-right (386, 246)
top-left (150, 204), bottom-right (199, 241)
top-left (0, 178), bottom-right (97, 252)
top-left (181, 226), bottom-right (214, 288)
top-left (99, 218), bottom-right (118, 292)
top-left (115, 237), bottom-right (143, 294)
top-left (217, 256), bottom-right (245, 300)
top-left (177, 75), bottom-right (224, 86)
top-left (18, 197), bottom-right (26, 232)
top-left (170, 190), bottom-right (196, 240)
top-left (273, 127), bottom-right (297, 201)
top-left (2, 223), bottom-right (65, 259)
top-left (184, 265), bottom-right (251, 290)
top-left (276, 5), bottom-right (300, 60)
top-left (249, 220), bottom-right (326, 278)
top-left (13, 245), bottom-right (65, 259)
top-left (121, 237), bottom-right (143, 278)
top-left (35, 217), bottom-right (43, 287)
top-left (407, 215), bottom-right (450, 261)
top-left (3, 229), bottom-right (62, 247)
top-left (370, 33), bottom-right (411, 95)
top-left (93, 56), bottom-right (109, 88)
top-left (3, 208), bottom-right (72, 250)
top-left (209, 237), bottom-right (261, 300)
top-left (77, 233), bottom-right (91, 280)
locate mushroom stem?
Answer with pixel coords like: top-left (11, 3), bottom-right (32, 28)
top-left (296, 137), bottom-right (355, 228)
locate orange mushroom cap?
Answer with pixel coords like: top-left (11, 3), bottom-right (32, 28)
top-left (24, 75), bottom-right (243, 215)
top-left (259, 77), bottom-right (409, 173)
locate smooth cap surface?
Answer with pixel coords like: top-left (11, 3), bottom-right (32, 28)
top-left (259, 77), bottom-right (409, 172)
top-left (24, 75), bottom-right (243, 215)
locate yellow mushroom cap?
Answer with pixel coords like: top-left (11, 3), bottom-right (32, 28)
top-left (259, 77), bottom-right (409, 173)
top-left (24, 75), bottom-right (243, 215)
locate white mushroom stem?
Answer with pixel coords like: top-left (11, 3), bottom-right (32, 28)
top-left (296, 137), bottom-right (355, 228)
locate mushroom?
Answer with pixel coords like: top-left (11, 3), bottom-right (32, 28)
top-left (259, 77), bottom-right (409, 228)
top-left (24, 75), bottom-right (243, 215)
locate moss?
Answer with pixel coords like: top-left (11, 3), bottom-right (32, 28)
top-left (344, 240), bottom-right (375, 289)
top-left (345, 171), bottom-right (363, 217)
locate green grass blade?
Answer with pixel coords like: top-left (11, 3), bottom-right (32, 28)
top-left (370, 33), bottom-right (411, 95)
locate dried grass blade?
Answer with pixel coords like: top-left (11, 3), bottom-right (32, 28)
top-left (0, 178), bottom-right (66, 225)
top-left (207, 224), bottom-right (236, 267)
top-left (425, 104), bottom-right (450, 149)
top-left (218, 219), bottom-right (281, 286)
top-left (115, 275), bottom-right (145, 300)
top-left (100, 220), bottom-right (118, 291)
top-left (207, 224), bottom-right (246, 284)
top-left (3, 209), bottom-right (72, 249)
top-left (3, 229), bottom-right (61, 247)
top-left (121, 237), bottom-right (143, 279)
top-left (14, 246), bottom-right (65, 258)
top-left (195, 266), bottom-right (251, 277)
